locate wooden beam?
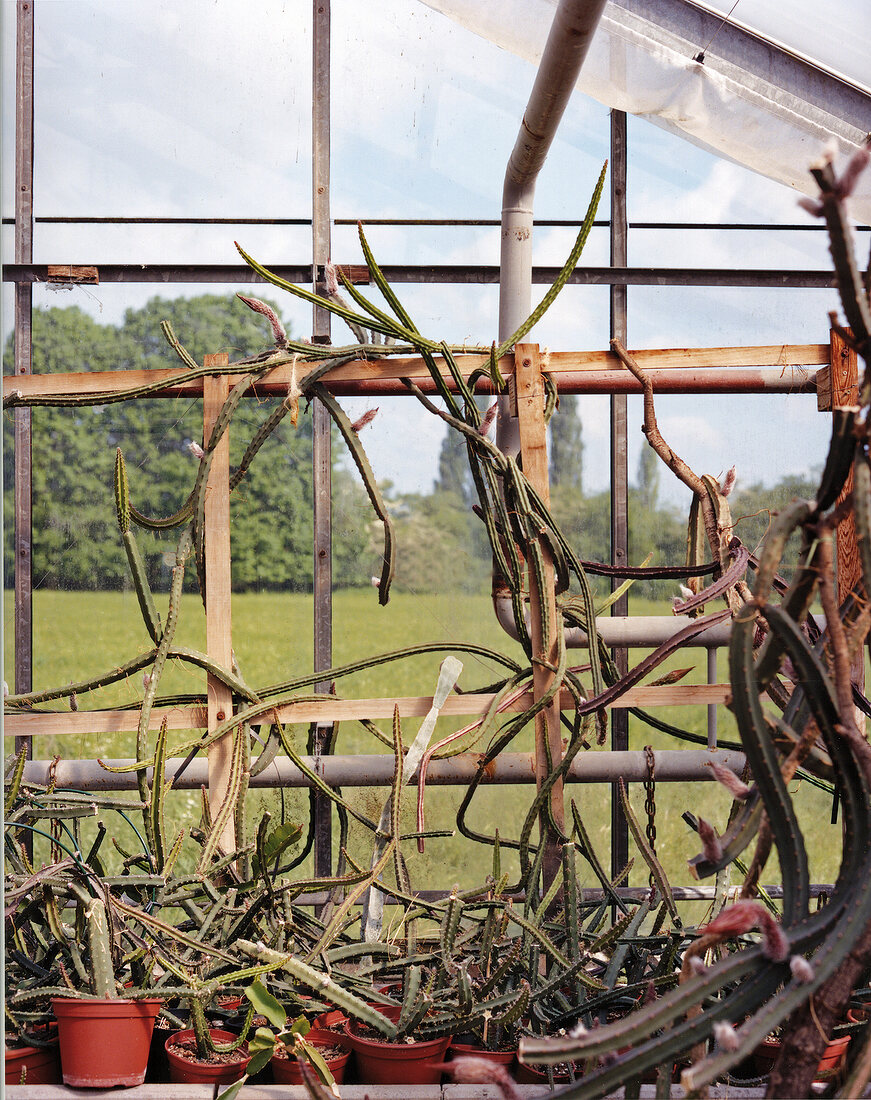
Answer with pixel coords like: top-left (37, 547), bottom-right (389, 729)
top-left (46, 264), bottom-right (99, 285)
top-left (514, 344), bottom-right (564, 891)
top-left (202, 355), bottom-right (236, 854)
top-left (3, 344), bottom-right (827, 401)
top-left (3, 683), bottom-right (732, 737)
top-left (828, 327), bottom-right (866, 735)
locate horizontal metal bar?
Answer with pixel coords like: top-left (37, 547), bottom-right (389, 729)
top-left (1, 217), bottom-right (312, 226)
top-left (334, 220), bottom-right (865, 232)
top-left (22, 748), bottom-right (745, 791)
top-left (4, 215), bottom-right (866, 231)
top-left (1, 263), bottom-right (837, 289)
top-left (2, 363), bottom-right (820, 402)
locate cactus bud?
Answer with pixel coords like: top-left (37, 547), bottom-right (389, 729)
top-left (351, 407), bottom-right (379, 433)
top-left (701, 900), bottom-right (789, 963)
top-left (236, 293), bottom-right (288, 347)
top-left (790, 955), bottom-right (815, 983)
top-left (324, 261), bottom-right (340, 298)
top-left (697, 817), bottom-right (723, 862)
top-left (705, 761), bottom-right (751, 800)
top-left (713, 1021), bottom-right (741, 1052)
top-left (478, 401), bottom-right (499, 436)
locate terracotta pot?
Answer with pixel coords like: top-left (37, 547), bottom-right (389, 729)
top-left (448, 1042), bottom-right (516, 1069)
top-left (272, 1035), bottom-right (351, 1085)
top-left (165, 1027), bottom-right (250, 1085)
top-left (52, 997), bottom-right (161, 1088)
top-left (5, 1039), bottom-right (62, 1086)
top-left (313, 1008), bottom-right (350, 1034)
top-left (343, 1005), bottom-right (451, 1085)
top-left (753, 1034), bottom-right (851, 1080)
top-left (515, 1060), bottom-right (582, 1084)
top-left (615, 1044), bottom-right (676, 1084)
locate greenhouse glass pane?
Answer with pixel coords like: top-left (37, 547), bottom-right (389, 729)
top-left (31, 0), bottom-right (311, 220)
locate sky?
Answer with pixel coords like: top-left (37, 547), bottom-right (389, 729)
top-left (2, 0), bottom-right (869, 515)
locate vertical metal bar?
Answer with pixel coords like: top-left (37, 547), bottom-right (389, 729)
top-left (707, 647), bottom-right (719, 748)
top-left (311, 0), bottom-right (333, 881)
top-left (14, 1), bottom-right (35, 777)
top-left (609, 108), bottom-right (630, 880)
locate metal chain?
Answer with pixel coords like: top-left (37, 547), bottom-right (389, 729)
top-left (643, 745), bottom-right (657, 888)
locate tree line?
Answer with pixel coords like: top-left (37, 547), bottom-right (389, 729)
top-left (3, 296), bottom-right (814, 598)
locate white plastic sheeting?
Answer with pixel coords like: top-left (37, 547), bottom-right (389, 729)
top-left (420, 0), bottom-right (871, 224)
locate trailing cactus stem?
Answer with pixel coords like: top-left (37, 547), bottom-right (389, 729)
top-left (86, 898), bottom-right (116, 998)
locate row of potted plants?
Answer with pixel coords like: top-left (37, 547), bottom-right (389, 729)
top-left (8, 977), bottom-right (865, 1091)
top-left (8, 746), bottom-right (869, 1093)
top-left (0, 743), bottom-right (676, 1089)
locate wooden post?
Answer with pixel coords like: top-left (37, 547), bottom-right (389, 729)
top-left (203, 354), bottom-right (236, 854)
top-left (513, 344), bottom-right (564, 892)
top-left (829, 327), bottom-right (866, 734)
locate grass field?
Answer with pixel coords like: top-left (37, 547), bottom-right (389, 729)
top-left (3, 588), bottom-right (845, 919)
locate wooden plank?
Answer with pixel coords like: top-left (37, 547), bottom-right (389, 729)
top-left (514, 345), bottom-right (564, 887)
top-left (5, 707), bottom-right (209, 735)
top-left (552, 344), bottom-right (828, 371)
top-left (816, 364), bottom-right (833, 411)
top-left (46, 264), bottom-right (99, 284)
top-left (202, 355), bottom-right (236, 854)
top-left (3, 684), bottom-right (732, 736)
top-left (829, 327), bottom-right (866, 734)
top-left (2, 344), bottom-right (829, 401)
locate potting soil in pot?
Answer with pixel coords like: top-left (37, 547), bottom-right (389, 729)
top-left (272, 1038), bottom-right (351, 1085)
top-left (344, 1015), bottom-right (451, 1085)
top-left (165, 1028), bottom-right (250, 1085)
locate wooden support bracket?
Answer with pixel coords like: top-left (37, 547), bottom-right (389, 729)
top-left (514, 344), bottom-right (564, 891)
top-left (203, 354), bottom-right (237, 855)
top-left (828, 328), bottom-right (866, 734)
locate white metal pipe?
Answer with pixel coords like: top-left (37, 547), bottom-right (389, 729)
top-left (496, 0), bottom-right (607, 460)
top-left (494, 593), bottom-right (731, 647)
top-left (493, 596), bottom-right (823, 650)
top-left (23, 748), bottom-right (745, 792)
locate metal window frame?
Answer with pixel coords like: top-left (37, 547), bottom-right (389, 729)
top-left (4, 0), bottom-right (853, 895)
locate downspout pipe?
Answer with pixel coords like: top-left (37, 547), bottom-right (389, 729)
top-left (496, 0), bottom-right (607, 460)
top-left (493, 0), bottom-right (607, 902)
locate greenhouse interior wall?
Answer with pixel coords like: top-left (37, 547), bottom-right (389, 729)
top-left (4, 0), bottom-right (871, 1097)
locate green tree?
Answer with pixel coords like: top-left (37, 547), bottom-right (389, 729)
top-left (627, 489), bottom-right (686, 600)
top-left (4, 306), bottom-right (126, 590)
top-left (435, 429), bottom-right (475, 505)
top-left (728, 471), bottom-right (819, 570)
top-left (548, 395), bottom-right (584, 493)
top-left (434, 393), bottom-right (490, 509)
top-left (3, 296), bottom-right (375, 592)
top-left (636, 441), bottom-right (660, 511)
top-left (389, 489), bottom-right (490, 595)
